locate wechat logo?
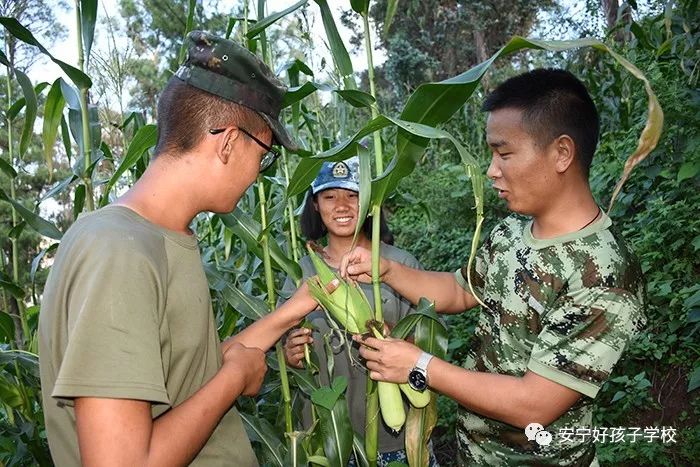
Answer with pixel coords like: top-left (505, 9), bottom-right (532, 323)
top-left (525, 422), bottom-right (553, 446)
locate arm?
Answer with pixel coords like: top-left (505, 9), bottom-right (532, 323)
top-left (357, 336), bottom-right (580, 429)
top-left (75, 343), bottom-right (266, 467)
top-left (341, 246), bottom-right (478, 313)
top-left (223, 279), bottom-right (336, 353)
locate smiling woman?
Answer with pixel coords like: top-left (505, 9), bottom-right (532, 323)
top-left (279, 157), bottom-right (438, 465)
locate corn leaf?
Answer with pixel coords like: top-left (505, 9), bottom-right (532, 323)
top-left (178, 0), bottom-right (196, 64)
top-left (80, 0), bottom-right (98, 63)
top-left (41, 174), bottom-right (78, 203)
top-left (0, 17), bottom-right (92, 89)
top-left (30, 243), bottom-right (58, 290)
top-left (287, 115), bottom-right (476, 198)
top-left (0, 311), bottom-right (14, 343)
top-left (0, 189), bottom-right (62, 239)
top-left (372, 36), bottom-right (662, 212)
top-left (335, 90), bottom-right (376, 108)
top-left (313, 0), bottom-right (355, 89)
top-left (205, 265), bottom-right (270, 320)
top-left (73, 184), bottom-right (86, 219)
top-left (0, 158), bottom-right (17, 179)
top-left (247, 0), bottom-right (308, 39)
top-left (219, 210), bottom-right (302, 282)
top-left (6, 82), bottom-right (48, 121)
top-left (350, 0), bottom-right (369, 15)
top-left (14, 69), bottom-right (36, 158)
top-left (43, 79), bottom-right (66, 180)
top-left (405, 307), bottom-right (447, 467)
top-left (99, 124), bottom-right (157, 207)
top-left (384, 0), bottom-right (399, 37)
top-left (353, 144), bottom-right (372, 244)
top-left (0, 277), bottom-right (24, 300)
top-left (405, 392), bottom-right (438, 467)
top-left (240, 412), bottom-right (287, 467)
top-left (313, 391), bottom-right (353, 467)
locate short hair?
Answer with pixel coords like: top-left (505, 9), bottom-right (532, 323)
top-left (154, 77), bottom-right (269, 156)
top-left (300, 190), bottom-right (394, 245)
top-left (482, 68), bottom-right (599, 175)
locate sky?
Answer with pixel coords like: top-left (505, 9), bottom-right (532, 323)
top-left (30, 0), bottom-right (386, 87)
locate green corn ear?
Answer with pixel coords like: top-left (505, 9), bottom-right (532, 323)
top-left (306, 244), bottom-right (336, 285)
top-left (378, 381), bottom-right (406, 433)
top-left (306, 245), bottom-right (374, 334)
top-left (399, 383), bottom-right (431, 408)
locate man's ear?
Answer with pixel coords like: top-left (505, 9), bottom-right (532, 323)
top-left (553, 134), bottom-right (576, 174)
top-left (217, 128), bottom-right (241, 164)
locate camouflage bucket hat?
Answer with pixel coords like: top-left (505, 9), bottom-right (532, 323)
top-left (311, 157), bottom-right (360, 195)
top-left (174, 30), bottom-right (297, 151)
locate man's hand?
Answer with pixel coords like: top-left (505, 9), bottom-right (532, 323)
top-left (221, 342), bottom-right (267, 396)
top-left (354, 335), bottom-right (422, 383)
top-left (75, 343), bottom-right (267, 466)
top-left (340, 246), bottom-right (391, 284)
top-left (288, 277), bottom-right (338, 313)
top-left (284, 328), bottom-right (313, 369)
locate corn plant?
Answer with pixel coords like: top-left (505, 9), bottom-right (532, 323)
top-left (0, 0), bottom-right (667, 466)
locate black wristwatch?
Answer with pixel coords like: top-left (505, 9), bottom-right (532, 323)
top-left (408, 351), bottom-right (433, 392)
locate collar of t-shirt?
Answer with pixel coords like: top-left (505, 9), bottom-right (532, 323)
top-left (522, 210), bottom-right (612, 250)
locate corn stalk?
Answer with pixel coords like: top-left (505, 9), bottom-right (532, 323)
top-left (74, 0), bottom-right (94, 211)
top-left (3, 48), bottom-right (28, 349)
top-left (360, 4), bottom-right (382, 464)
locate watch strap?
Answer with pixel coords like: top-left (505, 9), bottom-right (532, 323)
top-left (415, 351), bottom-right (433, 372)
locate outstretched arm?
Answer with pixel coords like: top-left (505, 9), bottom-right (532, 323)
top-left (341, 246), bottom-right (478, 313)
top-left (223, 279), bottom-right (336, 353)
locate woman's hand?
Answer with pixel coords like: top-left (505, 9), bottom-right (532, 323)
top-left (284, 328), bottom-right (313, 368)
top-left (353, 335), bottom-right (423, 383)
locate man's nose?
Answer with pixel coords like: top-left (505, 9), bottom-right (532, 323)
top-left (486, 155), bottom-right (501, 179)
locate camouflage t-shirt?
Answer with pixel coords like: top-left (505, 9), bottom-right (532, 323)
top-left (453, 212), bottom-right (646, 466)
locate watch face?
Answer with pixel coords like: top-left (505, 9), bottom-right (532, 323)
top-left (409, 369), bottom-right (427, 391)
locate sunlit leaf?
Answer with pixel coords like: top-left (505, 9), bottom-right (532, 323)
top-left (0, 189), bottom-right (62, 239)
top-left (43, 79), bottom-right (66, 179)
top-left (335, 89), bottom-right (375, 108)
top-left (0, 17), bottom-right (92, 89)
top-left (177, 0), bottom-right (196, 63)
top-left (247, 0), bottom-right (308, 39)
top-left (99, 124), bottom-right (157, 207)
top-left (80, 0), bottom-right (98, 62)
top-left (0, 158), bottom-right (17, 178)
top-left (313, 0), bottom-right (355, 89)
top-left (14, 69), bottom-right (37, 158)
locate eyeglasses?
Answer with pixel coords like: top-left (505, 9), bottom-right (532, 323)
top-left (209, 127), bottom-right (281, 172)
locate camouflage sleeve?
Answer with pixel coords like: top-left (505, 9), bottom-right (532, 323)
top-left (527, 286), bottom-right (645, 398)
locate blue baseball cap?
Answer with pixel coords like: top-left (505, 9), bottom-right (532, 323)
top-left (311, 157), bottom-right (360, 195)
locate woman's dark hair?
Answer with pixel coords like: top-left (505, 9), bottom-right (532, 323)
top-left (300, 190), bottom-right (394, 245)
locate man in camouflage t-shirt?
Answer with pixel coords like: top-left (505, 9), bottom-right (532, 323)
top-left (342, 69), bottom-right (646, 466)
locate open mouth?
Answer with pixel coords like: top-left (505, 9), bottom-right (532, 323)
top-left (334, 216), bottom-right (353, 224)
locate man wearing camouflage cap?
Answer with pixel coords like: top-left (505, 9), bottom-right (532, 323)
top-left (342, 69), bottom-right (646, 465)
top-left (39, 31), bottom-right (328, 466)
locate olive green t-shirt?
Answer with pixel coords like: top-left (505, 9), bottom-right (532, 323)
top-left (39, 206), bottom-right (258, 466)
top-left (281, 243), bottom-right (422, 453)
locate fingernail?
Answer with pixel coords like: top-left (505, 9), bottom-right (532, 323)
top-left (330, 278), bottom-right (339, 287)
